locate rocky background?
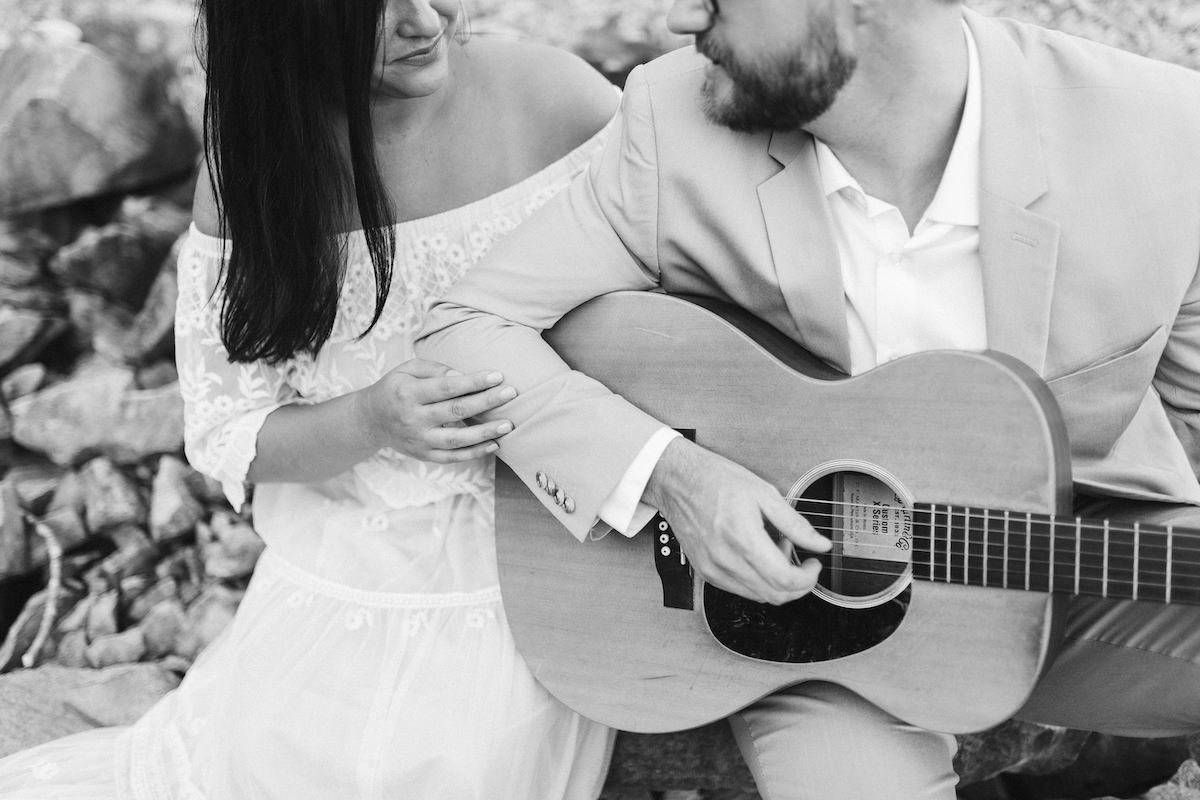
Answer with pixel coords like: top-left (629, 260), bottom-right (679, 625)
top-left (0, 2), bottom-right (1198, 799)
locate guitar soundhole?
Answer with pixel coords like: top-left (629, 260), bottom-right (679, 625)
top-left (703, 466), bottom-right (912, 664)
top-left (798, 470), bottom-right (913, 608)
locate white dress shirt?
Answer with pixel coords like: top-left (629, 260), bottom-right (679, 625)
top-left (597, 23), bottom-right (986, 537)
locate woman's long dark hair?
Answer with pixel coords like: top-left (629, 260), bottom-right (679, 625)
top-left (199, 0), bottom-right (396, 363)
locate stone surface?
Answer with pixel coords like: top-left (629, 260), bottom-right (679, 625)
top-left (148, 454), bottom-right (204, 543)
top-left (0, 20), bottom-right (197, 215)
top-left (10, 363), bottom-right (184, 465)
top-left (956, 720), bottom-right (1092, 785)
top-left (0, 479), bottom-right (29, 580)
top-left (197, 510), bottom-right (264, 580)
top-left (604, 725), bottom-right (758, 799)
top-left (84, 626), bottom-right (145, 668)
top-left (139, 597), bottom-right (184, 659)
top-left (49, 196), bottom-right (189, 311)
top-left (174, 583), bottom-right (240, 662)
top-left (80, 456), bottom-right (144, 533)
top-left (0, 305), bottom-right (68, 374)
top-left (0, 662), bottom-right (180, 757)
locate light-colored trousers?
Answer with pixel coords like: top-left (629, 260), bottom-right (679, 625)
top-left (729, 499), bottom-right (1200, 800)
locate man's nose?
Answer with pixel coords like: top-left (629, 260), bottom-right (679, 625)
top-left (666, 0), bottom-right (716, 36)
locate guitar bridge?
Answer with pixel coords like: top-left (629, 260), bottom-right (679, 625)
top-left (648, 513), bottom-right (694, 610)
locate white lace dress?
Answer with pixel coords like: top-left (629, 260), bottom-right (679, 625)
top-left (0, 125), bottom-right (615, 800)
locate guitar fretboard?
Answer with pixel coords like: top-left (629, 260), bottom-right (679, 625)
top-left (910, 504), bottom-right (1200, 605)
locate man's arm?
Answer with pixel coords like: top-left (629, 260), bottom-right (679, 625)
top-left (418, 67), bottom-right (667, 541)
top-left (418, 66), bottom-right (830, 603)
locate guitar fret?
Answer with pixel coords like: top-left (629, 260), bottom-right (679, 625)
top-left (1132, 522), bottom-right (1140, 602)
top-left (944, 506), bottom-right (952, 583)
top-left (1002, 511), bottom-right (1010, 590)
top-left (1102, 520), bottom-right (1110, 599)
top-left (1080, 515), bottom-right (1089, 597)
top-left (1048, 515), bottom-right (1055, 593)
top-left (1166, 524), bottom-right (1174, 604)
top-left (982, 510), bottom-right (989, 588)
top-left (1024, 512), bottom-right (1032, 592)
top-left (963, 508), bottom-right (970, 585)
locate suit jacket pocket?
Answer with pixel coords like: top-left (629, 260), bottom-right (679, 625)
top-left (1046, 325), bottom-right (1168, 458)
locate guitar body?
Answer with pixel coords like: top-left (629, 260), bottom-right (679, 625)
top-left (496, 291), bottom-right (1073, 734)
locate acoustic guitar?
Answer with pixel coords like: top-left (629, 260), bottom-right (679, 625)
top-left (494, 291), bottom-right (1200, 734)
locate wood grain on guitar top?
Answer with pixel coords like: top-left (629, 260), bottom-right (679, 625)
top-left (496, 291), bottom-right (1076, 734)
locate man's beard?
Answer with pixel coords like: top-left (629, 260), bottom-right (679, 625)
top-left (697, 21), bottom-right (856, 133)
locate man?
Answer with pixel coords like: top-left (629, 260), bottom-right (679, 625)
top-left (417, 0), bottom-right (1200, 796)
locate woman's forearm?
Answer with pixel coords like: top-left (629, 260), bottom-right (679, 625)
top-left (247, 391), bottom-right (379, 485)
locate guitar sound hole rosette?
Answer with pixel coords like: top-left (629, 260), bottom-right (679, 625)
top-left (787, 460), bottom-right (915, 610)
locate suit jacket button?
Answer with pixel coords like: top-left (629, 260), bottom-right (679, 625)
top-left (554, 488), bottom-right (565, 506)
top-left (546, 479), bottom-right (558, 495)
top-left (563, 497), bottom-right (576, 514)
top-left (535, 471), bottom-right (548, 490)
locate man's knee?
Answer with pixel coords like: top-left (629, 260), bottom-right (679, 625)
top-left (729, 682), bottom-right (958, 800)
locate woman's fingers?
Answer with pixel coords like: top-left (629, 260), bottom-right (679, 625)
top-left (425, 419), bottom-right (513, 453)
top-left (426, 383), bottom-right (517, 424)
top-left (407, 368), bottom-right (508, 404)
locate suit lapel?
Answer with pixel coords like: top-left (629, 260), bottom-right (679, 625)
top-left (968, 9), bottom-right (1061, 375)
top-left (758, 130), bottom-right (852, 372)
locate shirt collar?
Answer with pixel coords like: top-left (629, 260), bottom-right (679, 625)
top-left (813, 20), bottom-right (982, 227)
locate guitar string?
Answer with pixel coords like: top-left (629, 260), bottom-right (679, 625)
top-left (805, 557), bottom-right (1192, 591)
top-left (787, 504), bottom-right (1200, 559)
top-left (776, 511), bottom-right (1200, 578)
top-left (789, 515), bottom-right (1200, 572)
top-left (789, 497), bottom-right (1200, 542)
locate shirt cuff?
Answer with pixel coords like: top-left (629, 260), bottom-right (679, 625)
top-left (597, 427), bottom-right (681, 537)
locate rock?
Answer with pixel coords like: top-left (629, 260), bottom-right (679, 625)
top-left (136, 360), bottom-right (178, 390)
top-left (0, 585), bottom-right (82, 672)
top-left (1, 361), bottom-right (47, 400)
top-left (84, 589), bottom-right (118, 640)
top-left (10, 364), bottom-right (184, 465)
top-left (174, 583), bottom-right (241, 662)
top-left (87, 525), bottom-right (157, 586)
top-left (184, 469), bottom-right (228, 507)
top-left (0, 223), bottom-right (55, 289)
top-left (50, 196), bottom-right (190, 311)
top-left (198, 510), bottom-right (264, 580)
top-left (0, 21), bottom-right (197, 216)
top-left (126, 575), bottom-right (177, 623)
top-left (605, 725), bottom-right (757, 799)
top-left (0, 479), bottom-right (29, 580)
top-left (45, 469), bottom-right (85, 516)
top-left (53, 627), bottom-right (88, 667)
top-left (0, 662), bottom-right (180, 757)
top-left (0, 305), bottom-right (68, 374)
top-left (84, 626), bottom-right (145, 667)
top-left (26, 506), bottom-right (91, 567)
top-left (149, 454), bottom-right (203, 543)
top-left (155, 546), bottom-right (203, 605)
top-left (1123, 760), bottom-right (1200, 800)
top-left (7, 457), bottom-right (65, 514)
top-left (139, 597), bottom-right (185, 658)
top-left (80, 456), bottom-right (145, 533)
top-left (955, 721), bottom-right (1092, 784)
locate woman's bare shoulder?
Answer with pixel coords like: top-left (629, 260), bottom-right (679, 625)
top-left (460, 37), bottom-right (619, 160)
top-left (190, 158), bottom-right (222, 237)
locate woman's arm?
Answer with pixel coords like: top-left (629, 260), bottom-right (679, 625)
top-left (184, 177), bottom-right (517, 499)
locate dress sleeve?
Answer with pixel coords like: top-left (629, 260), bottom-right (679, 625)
top-left (174, 228), bottom-right (299, 511)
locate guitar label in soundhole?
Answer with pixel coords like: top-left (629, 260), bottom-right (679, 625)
top-left (703, 463), bottom-right (913, 664)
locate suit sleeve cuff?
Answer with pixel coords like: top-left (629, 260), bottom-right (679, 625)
top-left (596, 427), bottom-right (681, 536)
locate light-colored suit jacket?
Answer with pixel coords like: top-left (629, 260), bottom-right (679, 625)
top-left (418, 8), bottom-right (1200, 540)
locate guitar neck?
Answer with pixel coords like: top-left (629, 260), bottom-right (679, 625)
top-left (910, 505), bottom-right (1200, 605)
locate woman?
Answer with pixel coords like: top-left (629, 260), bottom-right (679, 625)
top-left (0, 1), bottom-right (620, 796)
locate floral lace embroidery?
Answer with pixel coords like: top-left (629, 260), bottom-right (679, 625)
top-left (174, 152), bottom-right (592, 511)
